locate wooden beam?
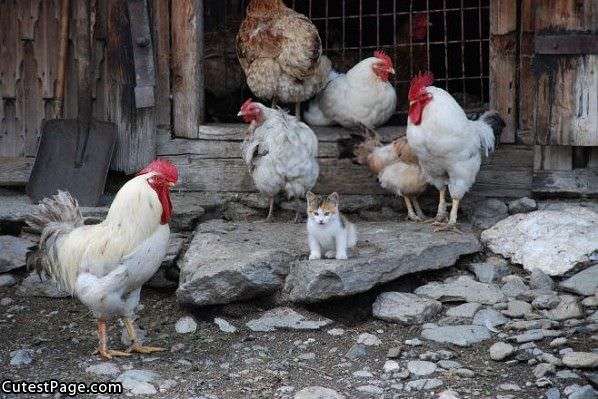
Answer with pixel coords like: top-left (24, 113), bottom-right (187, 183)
top-left (0, 157), bottom-right (33, 185)
top-left (171, 0), bottom-right (204, 137)
top-left (490, 0), bottom-right (518, 143)
top-left (533, 168), bottom-right (598, 197)
top-left (517, 0), bottom-right (535, 145)
top-left (534, 145), bottom-right (572, 171)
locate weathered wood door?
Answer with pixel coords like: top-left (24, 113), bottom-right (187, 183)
top-left (533, 1), bottom-right (597, 147)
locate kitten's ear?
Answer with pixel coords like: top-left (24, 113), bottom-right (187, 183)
top-left (306, 191), bottom-right (316, 202)
top-left (328, 192), bottom-right (340, 206)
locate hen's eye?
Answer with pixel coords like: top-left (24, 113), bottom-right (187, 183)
top-left (324, 212), bottom-right (330, 216)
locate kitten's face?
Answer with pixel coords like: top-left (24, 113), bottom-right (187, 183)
top-left (306, 192), bottom-right (339, 225)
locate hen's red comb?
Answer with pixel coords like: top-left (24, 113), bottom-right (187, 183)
top-left (374, 50), bottom-right (393, 68)
top-left (137, 159), bottom-right (178, 183)
top-left (240, 98), bottom-right (254, 112)
top-left (408, 71), bottom-right (434, 100)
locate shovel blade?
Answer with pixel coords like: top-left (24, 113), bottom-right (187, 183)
top-left (27, 119), bottom-right (117, 206)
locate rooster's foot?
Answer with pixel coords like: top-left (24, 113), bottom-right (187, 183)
top-left (432, 223), bottom-right (463, 234)
top-left (407, 214), bottom-right (423, 222)
top-left (94, 348), bottom-right (131, 359)
top-left (127, 345), bottom-right (166, 354)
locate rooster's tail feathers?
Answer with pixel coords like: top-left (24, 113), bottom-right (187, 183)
top-left (25, 191), bottom-right (84, 290)
top-left (475, 110), bottom-right (505, 156)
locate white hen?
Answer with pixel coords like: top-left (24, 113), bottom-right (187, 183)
top-left (304, 51), bottom-right (397, 128)
top-left (239, 99), bottom-right (319, 221)
top-left (405, 72), bottom-right (505, 230)
top-left (26, 160), bottom-right (178, 358)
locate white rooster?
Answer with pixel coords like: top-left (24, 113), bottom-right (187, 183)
top-left (406, 72), bottom-right (505, 231)
top-left (304, 51), bottom-right (397, 128)
top-left (239, 99), bottom-right (319, 222)
top-left (26, 160), bottom-right (178, 358)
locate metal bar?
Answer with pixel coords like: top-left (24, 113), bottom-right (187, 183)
top-left (535, 34), bottom-right (598, 54)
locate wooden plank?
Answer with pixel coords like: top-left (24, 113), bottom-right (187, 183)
top-left (0, 0), bottom-right (19, 98)
top-left (35, 0), bottom-right (60, 99)
top-left (171, 0), bottom-right (204, 137)
top-left (17, 40), bottom-right (45, 156)
top-left (0, 157), bottom-right (34, 185)
top-left (489, 0), bottom-right (517, 143)
top-left (17, 0), bottom-right (41, 40)
top-left (106, 0), bottom-right (156, 173)
top-left (0, 99), bottom-right (22, 156)
top-left (151, 0), bottom-right (171, 128)
top-left (534, 145), bottom-right (572, 171)
top-left (535, 0), bottom-right (597, 32)
top-left (588, 148), bottom-right (598, 168)
top-left (533, 168), bottom-right (598, 197)
top-left (517, 0), bottom-right (535, 145)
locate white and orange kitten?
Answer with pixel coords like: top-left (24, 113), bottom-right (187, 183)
top-left (306, 192), bottom-right (357, 260)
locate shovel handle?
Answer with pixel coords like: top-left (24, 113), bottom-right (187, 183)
top-left (54, 0), bottom-right (69, 118)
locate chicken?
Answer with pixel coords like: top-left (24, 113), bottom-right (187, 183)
top-left (304, 51), bottom-right (397, 128)
top-left (354, 132), bottom-right (427, 221)
top-left (405, 72), bottom-right (505, 231)
top-left (25, 160), bottom-right (178, 359)
top-left (238, 99), bottom-right (319, 222)
top-left (236, 0), bottom-right (331, 119)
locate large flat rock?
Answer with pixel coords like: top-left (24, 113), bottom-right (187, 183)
top-left (481, 206), bottom-right (598, 276)
top-left (177, 220), bottom-right (480, 306)
top-left (176, 221), bottom-right (303, 306)
top-left (285, 223), bottom-right (480, 303)
top-left (0, 235), bottom-right (33, 273)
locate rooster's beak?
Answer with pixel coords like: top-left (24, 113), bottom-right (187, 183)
top-left (409, 100), bottom-right (416, 106)
top-left (237, 111), bottom-right (245, 117)
top-left (168, 182), bottom-right (176, 187)
top-left (388, 68), bottom-right (396, 74)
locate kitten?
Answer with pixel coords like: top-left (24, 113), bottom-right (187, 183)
top-left (306, 192), bottom-right (357, 260)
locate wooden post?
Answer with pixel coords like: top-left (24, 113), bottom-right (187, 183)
top-left (151, 0), bottom-right (171, 130)
top-left (517, 0), bottom-right (535, 145)
top-left (172, 0), bottom-right (204, 138)
top-left (489, 0), bottom-right (517, 143)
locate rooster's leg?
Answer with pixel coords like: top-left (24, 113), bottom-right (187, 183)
top-left (433, 198), bottom-right (463, 234)
top-left (413, 197), bottom-right (426, 220)
top-left (293, 198), bottom-right (302, 223)
top-left (403, 196), bottom-right (421, 222)
top-left (295, 102), bottom-right (301, 121)
top-left (430, 185), bottom-right (448, 224)
top-left (266, 197), bottom-right (275, 222)
top-left (94, 319), bottom-right (130, 359)
top-left (124, 319), bottom-right (165, 354)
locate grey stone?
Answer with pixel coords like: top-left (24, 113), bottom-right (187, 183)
top-left (0, 235), bottom-right (32, 273)
top-left (582, 295), bottom-right (598, 308)
top-left (502, 300), bottom-right (533, 318)
top-left (562, 352), bottom-right (598, 369)
top-left (405, 338), bottom-right (422, 346)
top-left (175, 316), bottom-right (197, 334)
top-left (10, 349), bottom-right (33, 367)
top-left (214, 317), bottom-right (237, 333)
top-left (568, 385), bottom-right (596, 399)
top-left (356, 333), bottom-right (382, 346)
top-left (545, 387), bottom-right (561, 399)
top-left (508, 197), bottom-right (537, 214)
top-left (286, 223), bottom-right (480, 303)
top-left (498, 383), bottom-right (521, 391)
top-left (501, 276), bottom-right (529, 298)
top-left (438, 360), bottom-right (462, 369)
top-left (546, 295), bottom-right (584, 321)
top-left (383, 360), bottom-right (400, 373)
top-left (327, 328), bottom-right (345, 336)
top-left (415, 276), bottom-right (505, 305)
top-left (473, 308), bottom-right (509, 329)
top-left (455, 368), bottom-right (474, 378)
top-left (446, 302), bottom-right (482, 318)
top-left (116, 369), bottom-right (160, 395)
top-left (469, 198), bottom-right (509, 229)
top-left (489, 342), bottom-right (515, 361)
top-left (550, 337), bottom-right (568, 347)
top-left (404, 378), bottom-right (444, 392)
top-left (0, 274), bottom-right (17, 287)
top-left (86, 362), bottom-right (120, 377)
top-left (560, 265), bottom-right (598, 296)
top-left (294, 386), bottom-right (344, 399)
top-left (246, 308), bottom-right (332, 332)
top-left (407, 360), bottom-right (437, 376)
top-left (372, 292), bottom-right (442, 325)
top-left (386, 347), bottom-right (401, 359)
top-left (533, 294), bottom-right (562, 310)
top-left (421, 325), bottom-right (491, 347)
top-left (481, 206), bottom-right (598, 276)
top-left (530, 268), bottom-right (555, 290)
top-left (345, 344), bottom-right (367, 360)
top-left (356, 385), bottom-right (384, 395)
top-left (17, 272), bottom-right (69, 298)
top-left (0, 297), bottom-right (14, 306)
top-left (534, 363), bottom-right (556, 378)
top-left (468, 260), bottom-right (510, 283)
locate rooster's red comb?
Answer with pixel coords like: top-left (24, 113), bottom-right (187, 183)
top-left (374, 50), bottom-right (393, 68)
top-left (408, 71), bottom-right (434, 100)
top-left (137, 159), bottom-right (178, 183)
top-left (240, 98), bottom-right (254, 112)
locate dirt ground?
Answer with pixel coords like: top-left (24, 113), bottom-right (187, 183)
top-left (3, 263), bottom-right (592, 399)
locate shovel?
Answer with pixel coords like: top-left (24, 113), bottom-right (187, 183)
top-left (27, 0), bottom-right (117, 206)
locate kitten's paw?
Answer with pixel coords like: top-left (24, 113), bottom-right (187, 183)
top-left (335, 253), bottom-right (348, 260)
top-left (309, 253), bottom-right (321, 260)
